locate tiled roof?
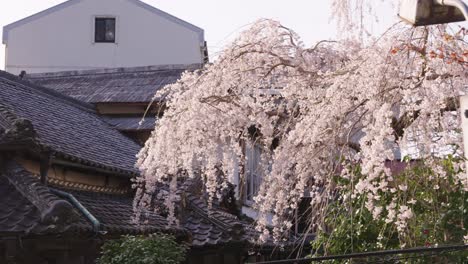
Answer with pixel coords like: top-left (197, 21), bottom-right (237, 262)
top-left (183, 194), bottom-right (251, 247)
top-left (0, 104), bottom-right (39, 149)
top-left (66, 188), bottom-right (173, 235)
top-left (174, 178), bottom-right (255, 247)
top-left (0, 68), bottom-right (262, 247)
top-left (0, 177), bottom-right (56, 234)
top-left (0, 162), bottom-right (79, 235)
top-left (102, 116), bottom-right (157, 131)
top-left (0, 70), bottom-right (141, 175)
top-left (0, 161), bottom-right (176, 236)
top-left (177, 179), bottom-right (310, 249)
top-left (27, 64), bottom-right (201, 103)
top-left (0, 161), bottom-right (255, 247)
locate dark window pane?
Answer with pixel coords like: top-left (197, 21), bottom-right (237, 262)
top-left (95, 19), bottom-right (106, 42)
top-left (95, 18), bottom-right (115, 43)
top-left (294, 197), bottom-right (313, 234)
top-left (105, 19), bottom-right (115, 41)
top-left (244, 143), bottom-right (263, 202)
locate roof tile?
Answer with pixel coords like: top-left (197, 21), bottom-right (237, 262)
top-left (27, 64), bottom-right (201, 103)
top-left (0, 71), bottom-right (141, 174)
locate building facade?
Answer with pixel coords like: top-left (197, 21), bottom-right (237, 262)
top-left (2, 0), bottom-right (206, 74)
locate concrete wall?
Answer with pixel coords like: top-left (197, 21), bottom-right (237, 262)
top-left (3, 0), bottom-right (204, 74)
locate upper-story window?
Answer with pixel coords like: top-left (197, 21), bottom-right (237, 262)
top-left (245, 143), bottom-right (264, 203)
top-left (95, 17), bottom-right (116, 43)
top-left (293, 197), bottom-right (313, 235)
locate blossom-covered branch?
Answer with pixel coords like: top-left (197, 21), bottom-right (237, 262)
top-left (135, 18), bottom-right (467, 243)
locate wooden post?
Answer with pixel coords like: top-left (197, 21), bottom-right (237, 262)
top-left (39, 151), bottom-right (52, 185)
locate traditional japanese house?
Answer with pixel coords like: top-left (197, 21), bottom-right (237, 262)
top-left (0, 71), bottom-right (293, 264)
top-left (1, 1), bottom-right (310, 262)
top-left (26, 64), bottom-right (200, 145)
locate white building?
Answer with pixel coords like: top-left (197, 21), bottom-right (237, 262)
top-left (2, 0), bottom-right (206, 74)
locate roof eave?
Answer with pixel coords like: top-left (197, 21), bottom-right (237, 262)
top-left (128, 0), bottom-right (205, 45)
top-left (0, 71), bottom-right (96, 113)
top-left (2, 0), bottom-right (82, 45)
top-left (52, 155), bottom-right (138, 178)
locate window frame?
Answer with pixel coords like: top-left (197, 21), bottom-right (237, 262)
top-left (243, 141), bottom-right (264, 205)
top-left (93, 16), bottom-right (118, 44)
top-left (292, 197), bottom-right (314, 235)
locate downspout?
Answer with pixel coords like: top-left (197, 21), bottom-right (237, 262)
top-left (49, 188), bottom-right (101, 234)
top-left (39, 152), bottom-right (101, 234)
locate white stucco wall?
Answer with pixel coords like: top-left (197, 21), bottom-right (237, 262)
top-left (3, 0), bottom-right (204, 74)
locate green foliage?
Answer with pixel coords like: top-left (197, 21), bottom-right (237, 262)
top-left (98, 233), bottom-right (187, 264)
top-left (311, 157), bottom-right (467, 263)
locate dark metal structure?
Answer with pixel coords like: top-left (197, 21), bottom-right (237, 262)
top-left (249, 244), bottom-right (468, 264)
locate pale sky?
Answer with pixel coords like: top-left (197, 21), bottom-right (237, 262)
top-left (0, 0), bottom-right (397, 70)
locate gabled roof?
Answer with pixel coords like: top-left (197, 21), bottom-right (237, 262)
top-left (0, 70), bottom-right (141, 175)
top-left (27, 64), bottom-right (200, 103)
top-left (2, 0), bottom-right (204, 45)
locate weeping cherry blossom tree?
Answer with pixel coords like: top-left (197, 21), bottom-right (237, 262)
top-left (134, 0), bottom-right (468, 247)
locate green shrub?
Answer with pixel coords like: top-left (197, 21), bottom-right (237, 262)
top-left (98, 233), bottom-right (187, 264)
top-left (311, 157), bottom-right (467, 263)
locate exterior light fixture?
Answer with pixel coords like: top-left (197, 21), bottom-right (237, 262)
top-left (399, 0), bottom-right (468, 26)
